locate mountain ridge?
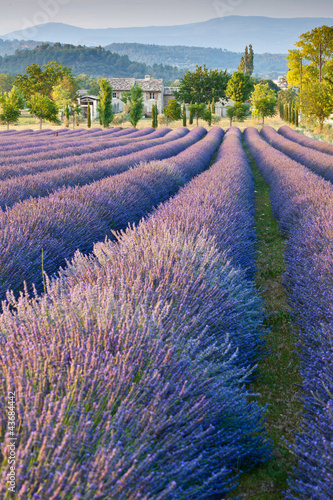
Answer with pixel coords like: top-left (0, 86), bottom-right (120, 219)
top-left (2, 16), bottom-right (333, 53)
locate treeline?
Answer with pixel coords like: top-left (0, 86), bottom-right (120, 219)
top-left (105, 42), bottom-right (288, 78)
top-left (0, 39), bottom-right (41, 57)
top-left (0, 43), bottom-right (185, 82)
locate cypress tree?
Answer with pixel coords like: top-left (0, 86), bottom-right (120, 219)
top-left (87, 103), bottom-right (91, 128)
top-left (248, 44), bottom-right (254, 76)
top-left (155, 104), bottom-right (158, 128)
top-left (189, 101), bottom-right (194, 125)
top-left (182, 101), bottom-right (187, 127)
top-left (98, 79), bottom-right (113, 128)
top-left (244, 46), bottom-right (249, 74)
top-left (211, 97), bottom-right (215, 114)
top-left (152, 104), bottom-right (156, 128)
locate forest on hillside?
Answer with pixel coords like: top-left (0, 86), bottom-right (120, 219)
top-left (0, 43), bottom-right (185, 82)
top-left (105, 43), bottom-right (289, 78)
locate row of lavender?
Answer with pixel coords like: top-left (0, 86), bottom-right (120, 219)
top-left (0, 128), bottom-right (270, 498)
top-left (260, 125), bottom-right (333, 184)
top-left (245, 127), bottom-right (333, 500)
top-left (0, 128), bottom-right (179, 179)
top-left (279, 125), bottom-right (333, 155)
top-left (0, 128), bottom-right (196, 210)
top-left (0, 127), bottom-right (216, 302)
top-left (0, 127), bottom-right (159, 160)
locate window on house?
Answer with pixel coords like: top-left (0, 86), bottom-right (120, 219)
top-left (112, 92), bottom-right (117, 98)
top-left (149, 92), bottom-right (155, 99)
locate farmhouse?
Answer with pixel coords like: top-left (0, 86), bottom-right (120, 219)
top-left (109, 76), bottom-right (165, 116)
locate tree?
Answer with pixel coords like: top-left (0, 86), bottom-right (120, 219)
top-left (0, 86), bottom-right (25, 129)
top-left (164, 99), bottom-right (181, 125)
top-left (226, 103), bottom-right (248, 127)
top-left (14, 61), bottom-right (74, 100)
top-left (182, 101), bottom-right (187, 127)
top-left (121, 84), bottom-right (144, 127)
top-left (250, 83), bottom-right (277, 124)
top-left (0, 74), bottom-right (15, 93)
top-left (300, 80), bottom-right (333, 130)
top-left (287, 26), bottom-right (333, 87)
top-left (237, 56), bottom-right (245, 73)
top-left (87, 103), bottom-right (91, 128)
top-left (238, 45), bottom-right (254, 76)
top-left (248, 44), bottom-right (254, 76)
top-left (27, 94), bottom-right (60, 129)
top-left (188, 103), bottom-right (206, 126)
top-left (226, 72), bottom-right (254, 103)
top-left (98, 78), bottom-right (113, 128)
top-left (151, 103), bottom-right (158, 128)
top-left (174, 65), bottom-right (229, 105)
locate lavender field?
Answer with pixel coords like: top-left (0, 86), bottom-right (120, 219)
top-left (0, 126), bottom-right (331, 499)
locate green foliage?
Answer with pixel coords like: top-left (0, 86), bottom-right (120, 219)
top-left (226, 102), bottom-right (248, 126)
top-left (0, 73), bottom-right (15, 93)
top-left (250, 83), bottom-right (277, 124)
top-left (189, 101), bottom-right (194, 125)
top-left (238, 45), bottom-right (254, 76)
top-left (257, 79), bottom-right (281, 96)
top-left (87, 103), bottom-right (91, 128)
top-left (98, 78), bottom-right (113, 128)
top-left (27, 94), bottom-right (60, 129)
top-left (164, 99), bottom-right (181, 124)
top-left (226, 72), bottom-right (254, 103)
top-left (0, 86), bottom-right (25, 129)
top-left (174, 65), bottom-right (229, 105)
top-left (211, 97), bottom-right (215, 114)
top-left (278, 89), bottom-right (299, 126)
top-left (182, 101), bottom-right (187, 127)
top-left (105, 42), bottom-right (288, 79)
top-left (188, 102), bottom-right (206, 126)
top-left (1, 43), bottom-right (184, 82)
top-left (14, 61), bottom-right (75, 100)
top-left (151, 103), bottom-right (158, 128)
top-left (287, 26), bottom-right (333, 87)
top-left (300, 80), bottom-right (333, 130)
top-left (121, 84), bottom-right (144, 127)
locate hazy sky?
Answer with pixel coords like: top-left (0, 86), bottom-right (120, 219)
top-left (1, 0), bottom-right (333, 35)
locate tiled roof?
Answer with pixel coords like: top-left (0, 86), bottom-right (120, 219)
top-left (108, 78), bottom-right (163, 92)
top-left (108, 78), bottom-right (136, 91)
top-left (136, 79), bottom-right (163, 92)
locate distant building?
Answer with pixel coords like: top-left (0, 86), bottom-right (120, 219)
top-left (108, 76), bottom-right (166, 116)
top-left (273, 76), bottom-right (288, 90)
top-left (78, 95), bottom-right (100, 120)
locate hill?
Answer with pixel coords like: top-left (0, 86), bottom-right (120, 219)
top-left (0, 43), bottom-right (185, 82)
top-left (2, 17), bottom-right (333, 53)
top-left (105, 43), bottom-right (288, 78)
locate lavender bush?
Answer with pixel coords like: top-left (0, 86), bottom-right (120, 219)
top-left (0, 128), bottom-right (179, 180)
top-left (0, 128), bottom-right (197, 209)
top-left (0, 126), bottom-right (270, 498)
top-left (0, 127), bottom-right (218, 301)
top-left (244, 127), bottom-right (333, 500)
top-left (260, 125), bottom-right (333, 183)
top-left (0, 127), bottom-right (158, 159)
top-left (278, 125), bottom-right (333, 155)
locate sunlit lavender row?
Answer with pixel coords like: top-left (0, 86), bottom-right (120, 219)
top-left (0, 128), bottom-right (184, 180)
top-left (279, 125), bottom-right (333, 155)
top-left (0, 127), bottom-right (220, 301)
top-left (0, 127), bottom-right (157, 158)
top-left (0, 127), bottom-right (135, 150)
top-left (0, 127), bottom-right (270, 498)
top-left (0, 127), bottom-right (201, 210)
top-left (260, 125), bottom-right (333, 184)
top-left (244, 127), bottom-right (333, 500)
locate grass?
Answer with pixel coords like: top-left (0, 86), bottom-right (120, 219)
top-left (233, 144), bottom-right (302, 499)
top-left (0, 111), bottom-right (286, 132)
